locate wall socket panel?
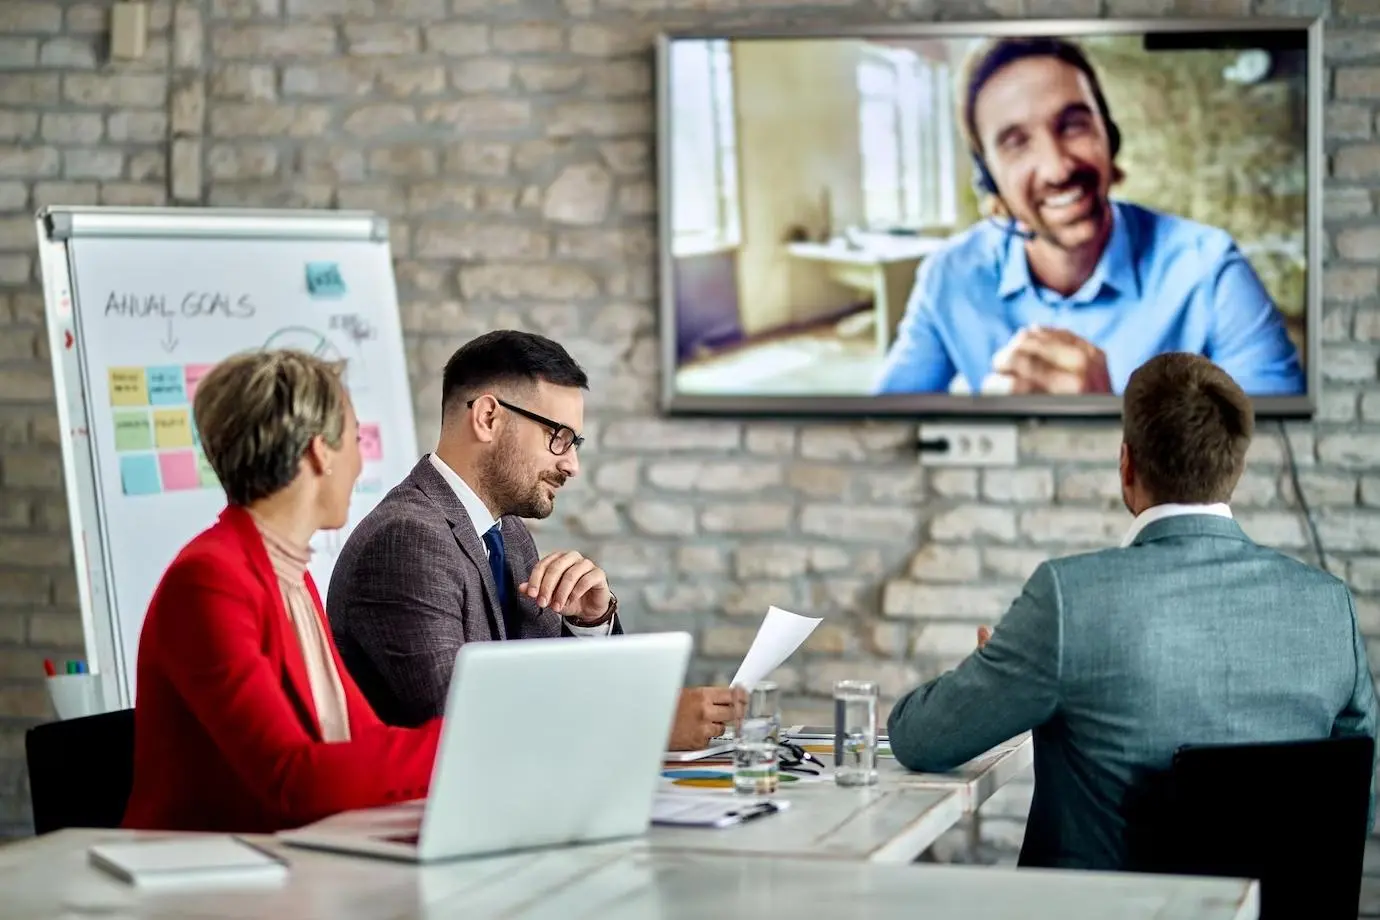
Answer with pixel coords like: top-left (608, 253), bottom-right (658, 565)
top-left (916, 423), bottom-right (1019, 467)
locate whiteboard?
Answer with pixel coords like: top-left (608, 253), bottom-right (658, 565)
top-left (35, 207), bottom-right (420, 712)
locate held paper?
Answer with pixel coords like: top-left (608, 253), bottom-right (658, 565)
top-left (731, 605), bottom-right (822, 688)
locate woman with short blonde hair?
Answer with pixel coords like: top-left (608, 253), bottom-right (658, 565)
top-left (123, 349), bottom-right (440, 833)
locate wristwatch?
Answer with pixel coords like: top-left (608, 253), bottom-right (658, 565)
top-left (571, 592), bottom-right (617, 628)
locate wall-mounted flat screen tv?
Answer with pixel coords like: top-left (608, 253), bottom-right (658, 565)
top-left (656, 18), bottom-right (1322, 418)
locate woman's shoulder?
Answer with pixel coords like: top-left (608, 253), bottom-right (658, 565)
top-left (139, 510), bottom-right (278, 658)
top-left (150, 509), bottom-right (267, 606)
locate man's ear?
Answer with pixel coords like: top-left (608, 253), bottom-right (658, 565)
top-left (469, 394), bottom-right (500, 444)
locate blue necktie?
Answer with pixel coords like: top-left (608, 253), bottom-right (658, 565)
top-left (482, 523), bottom-right (509, 609)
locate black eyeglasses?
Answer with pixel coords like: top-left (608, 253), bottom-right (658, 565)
top-left (467, 397), bottom-right (584, 456)
top-left (776, 740), bottom-right (825, 775)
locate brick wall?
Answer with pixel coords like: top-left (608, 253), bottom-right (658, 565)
top-left (0, 0), bottom-right (1375, 879)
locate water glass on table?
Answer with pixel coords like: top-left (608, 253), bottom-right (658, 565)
top-left (833, 679), bottom-right (879, 787)
top-left (733, 680), bottom-right (780, 795)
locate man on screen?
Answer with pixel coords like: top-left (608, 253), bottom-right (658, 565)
top-left (872, 36), bottom-right (1305, 397)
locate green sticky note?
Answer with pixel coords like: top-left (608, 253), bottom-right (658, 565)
top-left (113, 410), bottom-right (153, 451)
top-left (196, 449), bottom-right (219, 489)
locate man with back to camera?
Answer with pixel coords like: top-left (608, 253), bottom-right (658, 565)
top-left (327, 330), bottom-right (745, 749)
top-left (886, 352), bottom-right (1376, 870)
top-left (872, 36), bottom-right (1305, 397)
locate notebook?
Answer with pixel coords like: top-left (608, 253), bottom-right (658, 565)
top-left (88, 836), bottom-right (289, 889)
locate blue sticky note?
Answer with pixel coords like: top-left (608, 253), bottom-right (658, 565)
top-left (146, 366), bottom-right (187, 405)
top-left (119, 454), bottom-right (161, 496)
top-left (305, 262), bottom-right (346, 299)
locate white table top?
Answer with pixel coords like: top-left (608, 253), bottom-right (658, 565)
top-left (0, 828), bottom-right (1260, 920)
top-left (885, 732), bottom-right (1035, 811)
top-left (646, 782), bottom-right (963, 864)
top-left (541, 849), bottom-right (1259, 920)
top-left (782, 732), bottom-right (1034, 812)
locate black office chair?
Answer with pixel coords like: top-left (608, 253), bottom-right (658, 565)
top-left (24, 708), bottom-right (135, 834)
top-left (1125, 735), bottom-right (1373, 920)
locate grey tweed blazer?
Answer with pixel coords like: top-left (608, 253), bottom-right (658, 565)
top-left (327, 456), bottom-right (614, 727)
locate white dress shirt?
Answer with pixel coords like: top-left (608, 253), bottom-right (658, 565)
top-left (1119, 501), bottom-right (1233, 548)
top-left (428, 453), bottom-right (612, 636)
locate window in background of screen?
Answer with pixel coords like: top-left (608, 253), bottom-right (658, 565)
top-left (857, 45), bottom-right (958, 232)
top-left (669, 39), bottom-right (741, 259)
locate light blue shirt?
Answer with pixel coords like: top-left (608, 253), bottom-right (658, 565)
top-left (873, 200), bottom-right (1305, 396)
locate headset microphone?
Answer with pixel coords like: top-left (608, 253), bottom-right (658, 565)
top-left (971, 152), bottom-right (1039, 243)
top-left (991, 216), bottom-right (1038, 242)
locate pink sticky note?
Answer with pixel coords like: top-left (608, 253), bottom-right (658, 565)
top-left (184, 364), bottom-right (214, 402)
top-left (358, 422), bottom-right (382, 462)
top-left (158, 451), bottom-right (200, 491)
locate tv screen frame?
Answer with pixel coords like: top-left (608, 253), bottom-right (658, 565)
top-left (654, 17), bottom-right (1324, 421)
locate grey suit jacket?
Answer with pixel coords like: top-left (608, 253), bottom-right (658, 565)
top-left (327, 456), bottom-right (619, 727)
top-left (887, 513), bottom-right (1378, 871)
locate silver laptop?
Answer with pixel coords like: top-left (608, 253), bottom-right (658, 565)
top-left (277, 631), bottom-right (692, 862)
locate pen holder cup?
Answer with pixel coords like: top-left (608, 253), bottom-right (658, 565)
top-left (46, 674), bottom-right (102, 721)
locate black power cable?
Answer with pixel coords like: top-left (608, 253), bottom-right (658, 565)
top-left (1278, 419), bottom-right (1330, 576)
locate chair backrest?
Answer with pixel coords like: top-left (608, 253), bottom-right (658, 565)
top-left (1125, 735), bottom-right (1373, 920)
top-left (24, 708), bottom-right (135, 835)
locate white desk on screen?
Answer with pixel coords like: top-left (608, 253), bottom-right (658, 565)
top-left (0, 829), bottom-right (1260, 920)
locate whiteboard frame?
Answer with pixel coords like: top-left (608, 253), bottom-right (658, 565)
top-left (34, 206), bottom-right (396, 713)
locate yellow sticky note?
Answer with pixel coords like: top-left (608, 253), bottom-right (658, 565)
top-left (152, 408), bottom-right (193, 449)
top-left (109, 367), bottom-right (149, 407)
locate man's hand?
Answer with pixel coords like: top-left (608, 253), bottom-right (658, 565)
top-left (989, 326), bottom-right (1112, 395)
top-left (666, 686), bottom-right (748, 751)
top-left (518, 550), bottom-right (611, 622)
top-left (978, 626), bottom-right (992, 649)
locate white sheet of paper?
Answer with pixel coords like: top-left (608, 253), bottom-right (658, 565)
top-left (730, 606), bottom-right (822, 687)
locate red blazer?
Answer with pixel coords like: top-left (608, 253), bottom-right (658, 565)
top-left (122, 505), bottom-right (442, 833)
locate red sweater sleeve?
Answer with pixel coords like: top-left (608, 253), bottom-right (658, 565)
top-left (149, 553), bottom-right (442, 827)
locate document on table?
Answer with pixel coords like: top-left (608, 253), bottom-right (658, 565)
top-left (651, 793), bottom-right (790, 828)
top-left (731, 606), bottom-right (822, 688)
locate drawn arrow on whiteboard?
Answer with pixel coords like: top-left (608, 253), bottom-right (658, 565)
top-left (159, 318), bottom-right (178, 353)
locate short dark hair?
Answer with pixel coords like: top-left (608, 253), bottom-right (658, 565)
top-left (1122, 353), bottom-right (1255, 505)
top-left (440, 330), bottom-right (588, 416)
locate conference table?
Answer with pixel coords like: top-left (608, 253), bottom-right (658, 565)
top-left (0, 733), bottom-right (1260, 918)
top-left (0, 828), bottom-right (1261, 920)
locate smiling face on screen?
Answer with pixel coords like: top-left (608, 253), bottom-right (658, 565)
top-left (973, 55), bottom-right (1116, 253)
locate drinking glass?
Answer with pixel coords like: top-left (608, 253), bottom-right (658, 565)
top-left (734, 681), bottom-right (780, 795)
top-left (833, 679), bottom-right (878, 786)
top-left (745, 680), bottom-right (780, 744)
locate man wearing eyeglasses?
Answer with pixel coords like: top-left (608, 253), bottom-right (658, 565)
top-left (327, 330), bottom-right (745, 749)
